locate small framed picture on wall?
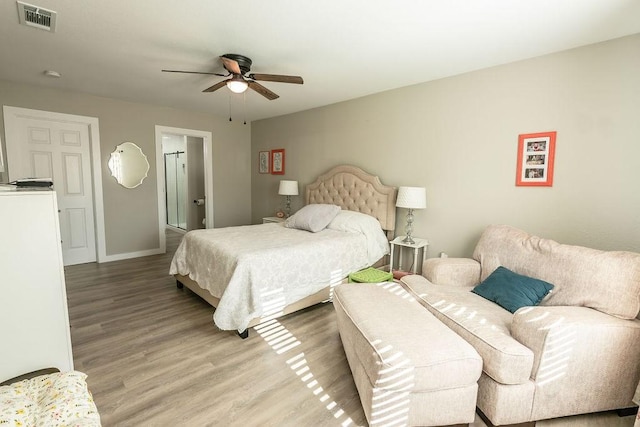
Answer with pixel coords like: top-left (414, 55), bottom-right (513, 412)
top-left (516, 131), bottom-right (556, 187)
top-left (271, 148), bottom-right (285, 175)
top-left (259, 151), bottom-right (270, 174)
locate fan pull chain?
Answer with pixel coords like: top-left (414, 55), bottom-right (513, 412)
top-left (228, 94), bottom-right (232, 122)
top-left (243, 91), bottom-right (247, 125)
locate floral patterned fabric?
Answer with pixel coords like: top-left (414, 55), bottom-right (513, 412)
top-left (0, 371), bottom-right (101, 426)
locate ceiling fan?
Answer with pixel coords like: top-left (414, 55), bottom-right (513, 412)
top-left (162, 53), bottom-right (304, 100)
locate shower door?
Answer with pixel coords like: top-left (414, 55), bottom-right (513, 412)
top-left (165, 151), bottom-right (187, 230)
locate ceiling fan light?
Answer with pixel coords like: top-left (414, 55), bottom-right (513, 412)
top-left (227, 78), bottom-right (248, 94)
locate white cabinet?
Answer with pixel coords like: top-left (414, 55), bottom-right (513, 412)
top-left (0, 187), bottom-right (74, 381)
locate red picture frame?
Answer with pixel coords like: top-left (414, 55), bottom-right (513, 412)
top-left (516, 131), bottom-right (556, 187)
top-left (271, 148), bottom-right (285, 175)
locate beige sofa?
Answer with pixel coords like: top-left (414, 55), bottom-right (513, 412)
top-left (400, 225), bottom-right (640, 426)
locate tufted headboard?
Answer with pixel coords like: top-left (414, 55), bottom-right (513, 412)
top-left (305, 165), bottom-right (397, 237)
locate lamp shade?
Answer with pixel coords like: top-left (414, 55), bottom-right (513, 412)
top-left (396, 186), bottom-right (426, 209)
top-left (278, 180), bottom-right (299, 196)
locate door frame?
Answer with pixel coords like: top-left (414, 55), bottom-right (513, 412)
top-left (3, 106), bottom-right (106, 263)
top-left (155, 126), bottom-right (213, 252)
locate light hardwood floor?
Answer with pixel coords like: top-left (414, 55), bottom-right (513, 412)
top-left (64, 230), bottom-right (636, 426)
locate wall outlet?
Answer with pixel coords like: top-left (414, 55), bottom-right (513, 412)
top-left (440, 252), bottom-right (448, 258)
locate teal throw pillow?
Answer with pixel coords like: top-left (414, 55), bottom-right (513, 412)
top-left (471, 266), bottom-right (554, 313)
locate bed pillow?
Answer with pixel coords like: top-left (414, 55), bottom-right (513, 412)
top-left (471, 266), bottom-right (554, 313)
top-left (284, 204), bottom-right (341, 232)
top-left (327, 210), bottom-right (390, 263)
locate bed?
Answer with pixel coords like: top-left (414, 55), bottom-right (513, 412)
top-left (170, 164), bottom-right (397, 336)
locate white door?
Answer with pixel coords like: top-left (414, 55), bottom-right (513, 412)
top-left (5, 110), bottom-right (97, 266)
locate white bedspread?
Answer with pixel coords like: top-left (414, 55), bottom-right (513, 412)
top-left (170, 223), bottom-right (385, 331)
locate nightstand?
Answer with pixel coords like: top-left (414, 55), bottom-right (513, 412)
top-left (262, 216), bottom-right (285, 224)
top-left (389, 236), bottom-right (429, 274)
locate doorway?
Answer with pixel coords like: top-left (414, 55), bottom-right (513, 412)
top-left (155, 126), bottom-right (213, 252)
top-left (162, 134), bottom-right (206, 232)
top-left (3, 106), bottom-right (106, 266)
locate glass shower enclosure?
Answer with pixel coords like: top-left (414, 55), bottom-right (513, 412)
top-left (164, 151), bottom-right (187, 230)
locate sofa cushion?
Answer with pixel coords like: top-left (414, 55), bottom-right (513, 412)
top-left (472, 266), bottom-right (554, 313)
top-left (401, 274), bottom-right (534, 385)
top-left (473, 225), bottom-right (640, 320)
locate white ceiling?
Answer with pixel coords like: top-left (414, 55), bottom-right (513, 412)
top-left (1, 0), bottom-right (639, 123)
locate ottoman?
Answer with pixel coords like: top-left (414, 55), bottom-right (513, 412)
top-left (334, 282), bottom-right (482, 427)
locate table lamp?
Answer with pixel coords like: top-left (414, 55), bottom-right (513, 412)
top-left (396, 186), bottom-right (427, 244)
top-left (278, 180), bottom-right (299, 217)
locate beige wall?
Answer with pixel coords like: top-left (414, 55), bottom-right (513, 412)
top-left (252, 34), bottom-right (640, 258)
top-left (0, 80), bottom-right (251, 257)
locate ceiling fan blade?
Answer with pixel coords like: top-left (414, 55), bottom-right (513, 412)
top-left (162, 69), bottom-right (227, 76)
top-left (249, 73), bottom-right (304, 84)
top-left (220, 56), bottom-right (242, 75)
top-left (248, 81), bottom-right (279, 100)
top-left (203, 80), bottom-right (228, 93)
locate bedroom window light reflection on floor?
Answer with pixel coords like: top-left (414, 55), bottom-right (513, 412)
top-left (255, 318), bottom-right (300, 354)
top-left (254, 319), bottom-right (356, 426)
top-left (250, 269), bottom-right (362, 425)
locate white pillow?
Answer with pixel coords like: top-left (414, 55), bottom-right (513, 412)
top-left (327, 210), bottom-right (390, 263)
top-left (284, 204), bottom-right (341, 232)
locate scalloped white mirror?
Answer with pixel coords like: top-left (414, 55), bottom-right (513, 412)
top-left (108, 142), bottom-right (149, 189)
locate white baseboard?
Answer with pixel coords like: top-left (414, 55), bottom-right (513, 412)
top-left (99, 247), bottom-right (164, 263)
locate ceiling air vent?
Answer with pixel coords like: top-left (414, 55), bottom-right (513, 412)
top-left (17, 1), bottom-right (57, 32)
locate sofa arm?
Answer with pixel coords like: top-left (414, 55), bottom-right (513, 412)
top-left (422, 258), bottom-right (481, 287)
top-left (511, 305), bottom-right (640, 413)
